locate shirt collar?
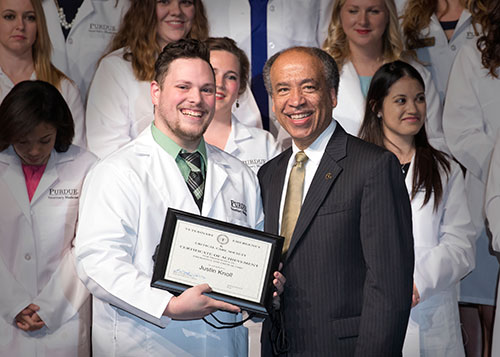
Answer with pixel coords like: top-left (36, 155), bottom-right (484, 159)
top-left (151, 123), bottom-right (207, 164)
top-left (291, 120), bottom-right (336, 165)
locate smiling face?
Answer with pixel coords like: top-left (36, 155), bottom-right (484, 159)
top-left (13, 122), bottom-right (56, 166)
top-left (340, 0), bottom-right (388, 52)
top-left (210, 50), bottom-right (241, 116)
top-left (156, 0), bottom-right (196, 49)
top-left (269, 49), bottom-right (336, 150)
top-left (151, 57), bottom-right (215, 151)
top-left (380, 76), bottom-right (426, 144)
top-left (0, 0), bottom-right (37, 56)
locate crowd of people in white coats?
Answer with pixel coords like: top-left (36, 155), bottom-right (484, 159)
top-left (0, 0), bottom-right (499, 356)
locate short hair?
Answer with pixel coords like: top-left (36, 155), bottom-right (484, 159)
top-left (154, 38), bottom-right (213, 87)
top-left (0, 80), bottom-right (74, 152)
top-left (263, 46), bottom-right (340, 95)
top-left (108, 0), bottom-right (209, 81)
top-left (205, 37), bottom-right (250, 95)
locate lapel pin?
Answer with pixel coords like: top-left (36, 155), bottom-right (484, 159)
top-left (325, 173), bottom-right (333, 180)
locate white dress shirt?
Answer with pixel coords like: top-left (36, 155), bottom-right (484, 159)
top-left (278, 120), bottom-right (337, 231)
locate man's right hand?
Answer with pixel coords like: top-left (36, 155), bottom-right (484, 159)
top-left (163, 283), bottom-right (240, 320)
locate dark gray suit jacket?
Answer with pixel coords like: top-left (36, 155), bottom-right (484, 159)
top-left (258, 125), bottom-right (414, 356)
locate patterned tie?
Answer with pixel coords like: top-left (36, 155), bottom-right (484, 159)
top-left (179, 151), bottom-right (204, 211)
top-left (280, 151), bottom-right (309, 254)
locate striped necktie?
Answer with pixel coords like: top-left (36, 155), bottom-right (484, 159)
top-left (179, 151), bottom-right (204, 211)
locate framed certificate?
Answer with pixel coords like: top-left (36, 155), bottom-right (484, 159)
top-left (151, 208), bottom-right (283, 317)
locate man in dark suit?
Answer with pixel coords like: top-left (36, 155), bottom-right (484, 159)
top-left (258, 47), bottom-right (415, 356)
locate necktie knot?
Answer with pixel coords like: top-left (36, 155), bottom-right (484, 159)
top-left (179, 151), bottom-right (204, 211)
top-left (180, 151), bottom-right (202, 172)
top-left (295, 151), bottom-right (308, 169)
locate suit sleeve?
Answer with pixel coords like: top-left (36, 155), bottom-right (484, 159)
top-left (356, 151), bottom-right (414, 356)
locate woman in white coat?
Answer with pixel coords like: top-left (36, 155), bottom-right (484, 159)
top-left (42, 0), bottom-right (130, 99)
top-left (0, 0), bottom-right (86, 148)
top-left (85, 0), bottom-right (208, 158)
top-left (443, 1), bottom-right (500, 354)
top-left (0, 80), bottom-right (97, 356)
top-left (359, 61), bottom-right (476, 356)
top-left (323, 0), bottom-right (444, 148)
top-left (204, 37), bottom-right (281, 174)
top-left (401, 0), bottom-right (479, 103)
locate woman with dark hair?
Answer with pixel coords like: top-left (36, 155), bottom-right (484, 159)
top-left (360, 60), bottom-right (476, 356)
top-left (0, 0), bottom-right (86, 147)
top-left (0, 80), bottom-right (97, 356)
top-left (204, 37), bottom-right (281, 174)
top-left (443, 1), bottom-right (500, 355)
top-left (86, 0), bottom-right (209, 158)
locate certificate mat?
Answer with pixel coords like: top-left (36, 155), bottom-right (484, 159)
top-left (151, 208), bottom-right (283, 316)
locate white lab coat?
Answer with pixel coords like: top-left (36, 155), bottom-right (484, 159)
top-left (43, 0), bottom-right (130, 99)
top-left (0, 69), bottom-right (87, 149)
top-left (414, 10), bottom-right (477, 102)
top-left (204, 0), bottom-right (334, 140)
top-left (75, 127), bottom-right (264, 356)
top-left (443, 41), bottom-right (500, 304)
top-left (0, 145), bottom-right (97, 357)
top-left (223, 115), bottom-right (282, 174)
top-left (86, 47), bottom-right (152, 158)
top-left (402, 158), bottom-right (476, 357)
top-left (333, 59), bottom-right (445, 147)
top-left (485, 133), bottom-right (500, 356)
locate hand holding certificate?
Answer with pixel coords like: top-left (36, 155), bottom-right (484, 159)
top-left (152, 209), bottom-right (284, 317)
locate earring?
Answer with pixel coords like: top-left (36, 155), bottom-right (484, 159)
top-left (377, 112), bottom-right (382, 119)
top-left (236, 99), bottom-right (240, 108)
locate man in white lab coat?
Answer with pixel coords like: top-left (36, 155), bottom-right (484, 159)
top-left (75, 39), bottom-right (284, 356)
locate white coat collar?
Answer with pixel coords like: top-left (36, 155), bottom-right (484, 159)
top-left (404, 154), bottom-right (416, 194)
top-left (429, 10), bottom-right (472, 43)
top-left (224, 114), bottom-right (252, 156)
top-left (129, 128), bottom-right (231, 216)
top-left (0, 146), bottom-right (77, 217)
top-left (333, 61), bottom-right (366, 135)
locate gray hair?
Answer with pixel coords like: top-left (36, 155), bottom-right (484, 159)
top-left (262, 46), bottom-right (340, 96)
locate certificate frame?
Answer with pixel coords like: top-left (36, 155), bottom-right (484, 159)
top-left (151, 208), bottom-right (283, 317)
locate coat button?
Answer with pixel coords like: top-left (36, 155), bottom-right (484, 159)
top-left (68, 38), bottom-right (73, 45)
top-left (25, 254), bottom-right (31, 261)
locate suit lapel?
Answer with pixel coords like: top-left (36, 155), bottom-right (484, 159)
top-left (286, 127), bottom-right (347, 258)
top-left (265, 150), bottom-right (291, 235)
top-left (203, 146), bottom-right (228, 217)
top-left (31, 150), bottom-right (63, 205)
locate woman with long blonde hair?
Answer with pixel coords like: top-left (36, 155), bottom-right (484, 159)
top-left (0, 0), bottom-right (86, 147)
top-left (86, 0), bottom-right (208, 158)
top-left (323, 0), bottom-right (444, 150)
